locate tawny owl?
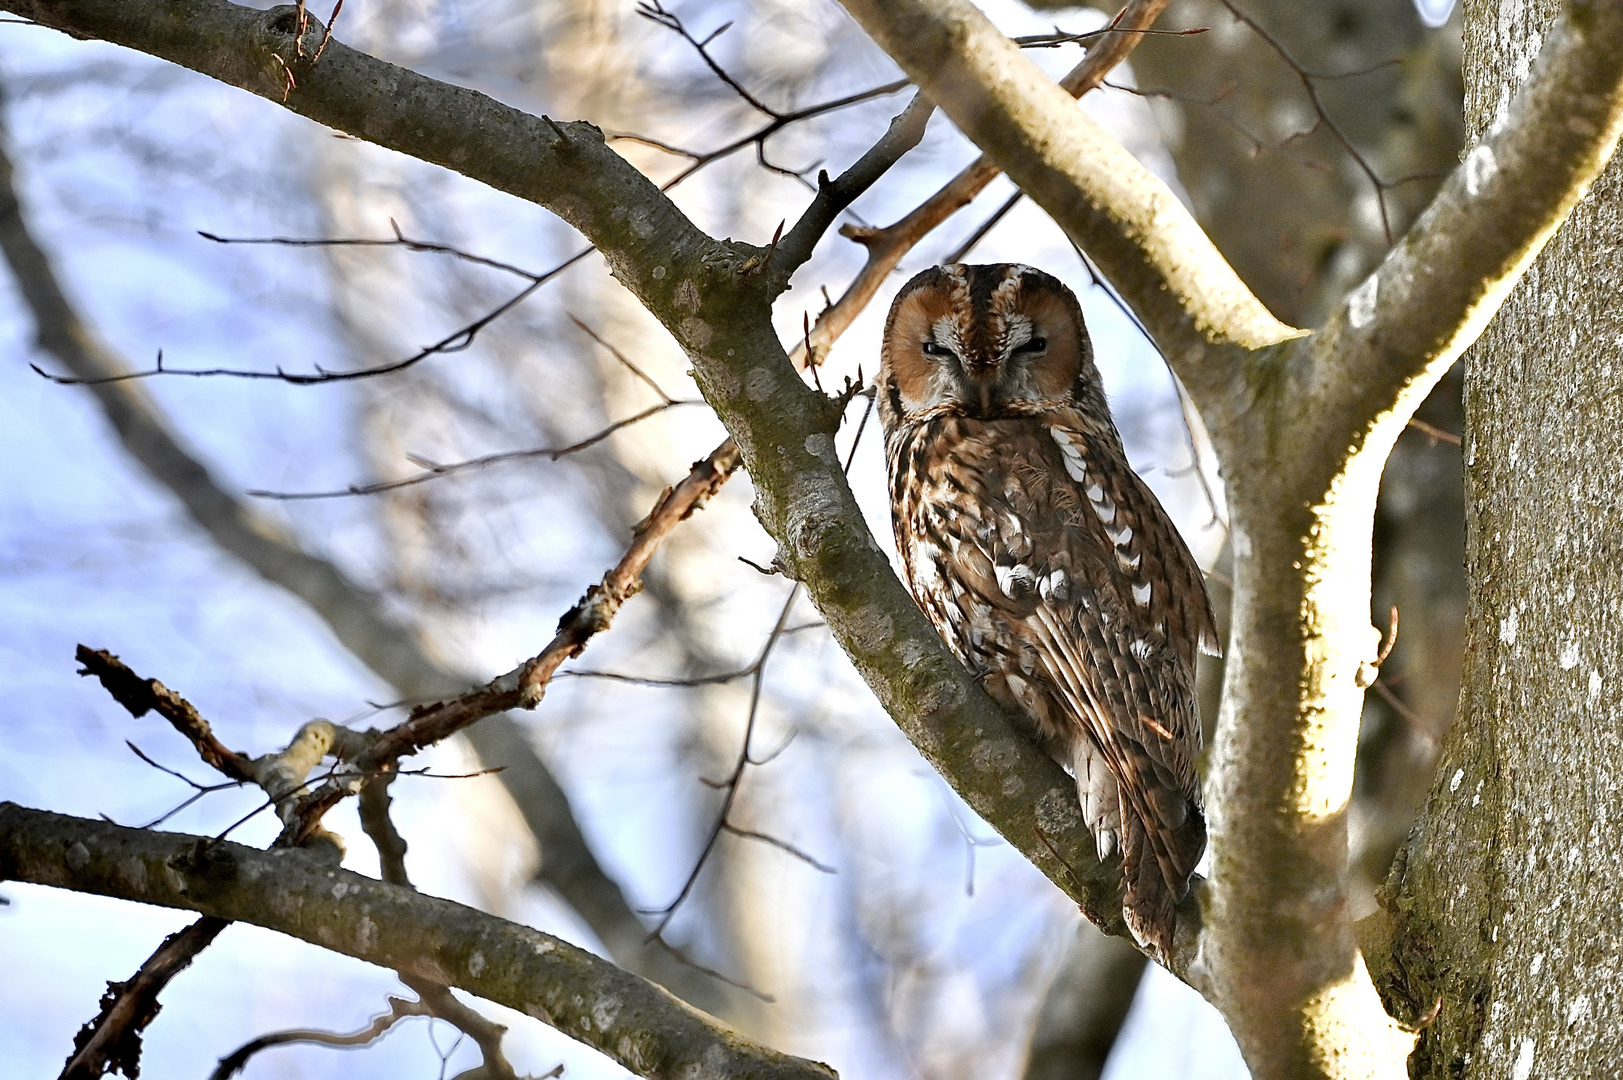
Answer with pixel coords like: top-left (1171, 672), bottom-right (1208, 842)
top-left (878, 263), bottom-right (1217, 957)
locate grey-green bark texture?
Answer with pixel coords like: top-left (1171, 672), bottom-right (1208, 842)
top-left (1372, 0), bottom-right (1623, 1074)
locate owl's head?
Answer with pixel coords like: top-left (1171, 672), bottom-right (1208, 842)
top-left (877, 263), bottom-right (1101, 431)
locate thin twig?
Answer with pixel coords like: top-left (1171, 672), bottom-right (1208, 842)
top-left (287, 439), bottom-right (744, 841)
top-left (1213, 0), bottom-right (1401, 243)
top-left (32, 247), bottom-right (593, 386)
top-left (643, 583), bottom-right (805, 935)
top-left (1406, 416), bottom-right (1462, 445)
top-left (210, 996), bottom-right (433, 1080)
top-left (246, 399), bottom-right (703, 500)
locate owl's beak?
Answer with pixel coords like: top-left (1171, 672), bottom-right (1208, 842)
top-left (963, 361), bottom-right (1000, 417)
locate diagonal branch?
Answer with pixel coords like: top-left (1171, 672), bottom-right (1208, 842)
top-left (289, 440), bottom-right (743, 840)
top-left (0, 805), bottom-right (837, 1080)
top-left (60, 916), bottom-right (230, 1080)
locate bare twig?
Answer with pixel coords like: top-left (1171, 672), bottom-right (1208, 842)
top-left (210, 996), bottom-right (432, 1080)
top-left (571, 314), bottom-right (681, 403)
top-left (199, 224), bottom-right (547, 281)
top-left (1213, 0), bottom-right (1403, 242)
top-left (769, 91), bottom-right (934, 280)
top-left (287, 439), bottom-right (743, 841)
top-left (354, 776), bottom-right (521, 1079)
top-left (75, 647), bottom-right (254, 783)
top-left (1406, 416), bottom-right (1461, 445)
top-left (631, 2), bottom-right (911, 186)
top-left (30, 246), bottom-right (591, 386)
top-left (246, 399), bottom-right (704, 500)
top-left (647, 390), bottom-right (875, 931)
top-left (644, 584), bottom-right (807, 935)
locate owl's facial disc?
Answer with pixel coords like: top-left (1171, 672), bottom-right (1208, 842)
top-left (880, 263), bottom-right (1092, 425)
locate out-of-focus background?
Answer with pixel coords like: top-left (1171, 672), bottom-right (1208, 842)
top-left (0, 1), bottom-right (1464, 1077)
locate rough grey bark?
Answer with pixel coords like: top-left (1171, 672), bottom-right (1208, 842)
top-left (1024, 2), bottom-right (1465, 1062)
top-left (1368, 0), bottom-right (1623, 1074)
top-left (839, 0), bottom-right (1623, 1074)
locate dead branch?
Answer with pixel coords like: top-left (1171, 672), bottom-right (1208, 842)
top-left (210, 996), bottom-right (432, 1080)
top-left (246, 399), bottom-right (705, 500)
top-left (60, 917), bottom-right (229, 1080)
top-left (75, 647), bottom-right (255, 784)
top-left (288, 439), bottom-right (743, 841)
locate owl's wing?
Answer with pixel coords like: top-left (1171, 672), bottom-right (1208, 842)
top-left (968, 422), bottom-right (1211, 954)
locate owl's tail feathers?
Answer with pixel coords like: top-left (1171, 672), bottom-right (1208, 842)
top-left (1071, 741), bottom-right (1203, 958)
top-left (1119, 791), bottom-right (1205, 962)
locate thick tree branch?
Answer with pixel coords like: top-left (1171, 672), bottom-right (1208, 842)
top-left (1202, 6), bottom-right (1623, 1073)
top-left (1295, 0), bottom-right (1623, 459)
top-left (0, 805), bottom-right (835, 1080)
top-left (830, 2), bottom-right (1623, 1078)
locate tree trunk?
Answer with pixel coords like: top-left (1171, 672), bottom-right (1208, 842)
top-left (1374, 1), bottom-right (1623, 1074)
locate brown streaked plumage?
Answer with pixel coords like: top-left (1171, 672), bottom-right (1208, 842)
top-left (878, 263), bottom-right (1217, 957)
